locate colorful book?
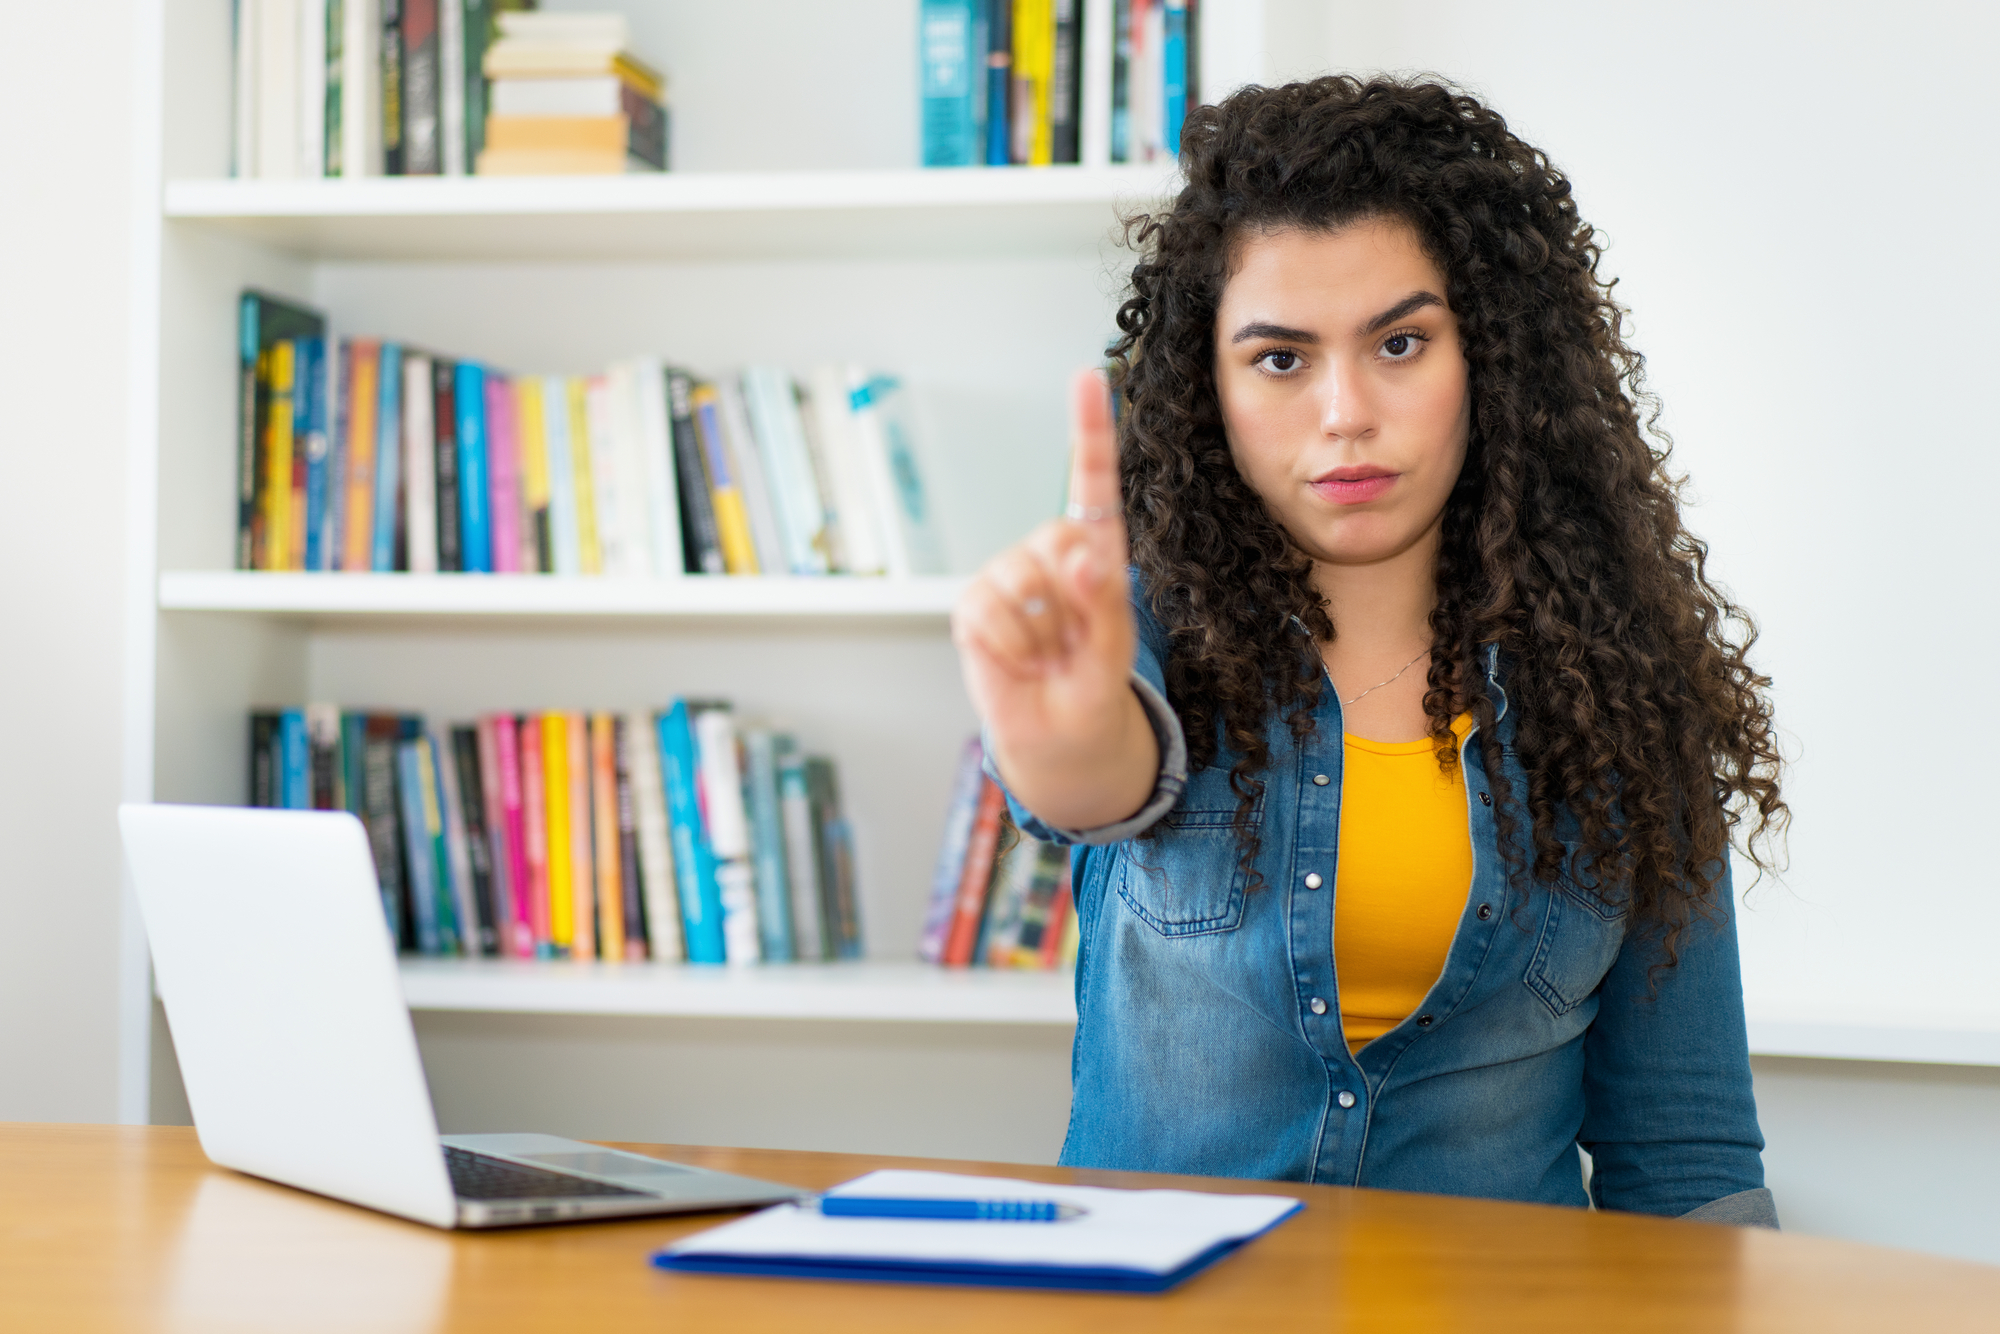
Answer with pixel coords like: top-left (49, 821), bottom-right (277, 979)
top-left (693, 704), bottom-right (760, 962)
top-left (432, 724), bottom-right (477, 953)
top-left (717, 376), bottom-right (786, 578)
top-left (484, 371), bottom-right (521, 573)
top-left (297, 338), bottom-right (331, 572)
top-left (516, 375), bottom-right (552, 572)
top-left (540, 711), bottom-right (574, 953)
top-left (739, 366), bottom-right (829, 576)
top-left (984, 0), bottom-right (1013, 166)
top-left (278, 707), bottom-right (309, 808)
top-left (921, 0), bottom-right (981, 167)
top-left (431, 355), bottom-right (461, 571)
top-left (919, 738), bottom-right (987, 963)
top-left (590, 711), bottom-right (624, 962)
top-left (741, 728), bottom-right (795, 963)
top-left (261, 339), bottom-right (298, 571)
top-left (1051, 0), bottom-right (1082, 164)
top-left (450, 724), bottom-right (499, 955)
top-left (1011, 0), bottom-right (1054, 166)
top-left (1008, 843), bottom-right (1072, 967)
top-left (472, 716), bottom-right (516, 956)
top-left (456, 361), bottom-right (491, 572)
top-left (371, 342), bottom-right (404, 571)
top-left (691, 383), bottom-right (759, 575)
top-left (613, 716), bottom-right (648, 961)
top-left (941, 777), bottom-right (1008, 966)
top-left (567, 378), bottom-right (602, 576)
top-left (520, 711), bottom-right (553, 954)
top-left (667, 371), bottom-right (725, 575)
top-left (658, 701), bottom-right (726, 964)
top-left (398, 735), bottom-right (444, 954)
top-left (342, 339), bottom-right (381, 573)
top-left (381, 0), bottom-right (404, 174)
top-left (565, 709), bottom-right (597, 960)
top-left (1162, 0), bottom-right (1186, 155)
top-left (776, 739), bottom-right (826, 961)
top-left (489, 712), bottom-right (535, 956)
top-left (401, 0), bottom-right (440, 173)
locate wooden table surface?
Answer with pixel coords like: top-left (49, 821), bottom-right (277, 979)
top-left (4, 1123), bottom-right (1996, 1332)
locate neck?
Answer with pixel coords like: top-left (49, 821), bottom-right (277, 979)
top-left (1310, 528), bottom-right (1440, 654)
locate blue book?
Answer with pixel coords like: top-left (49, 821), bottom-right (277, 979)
top-left (920, 0), bottom-right (979, 167)
top-left (542, 375), bottom-right (580, 576)
top-left (1163, 0), bottom-right (1188, 155)
top-left (657, 702), bottom-right (727, 964)
top-left (421, 730), bottom-right (462, 955)
top-left (397, 738), bottom-right (443, 955)
top-left (297, 338), bottom-right (329, 572)
top-left (455, 361), bottom-right (491, 573)
top-left (983, 0), bottom-right (1011, 165)
top-left (279, 709), bottom-right (310, 809)
top-left (326, 340), bottom-right (351, 571)
top-left (372, 343), bottom-right (404, 572)
top-left (742, 729), bottom-right (796, 962)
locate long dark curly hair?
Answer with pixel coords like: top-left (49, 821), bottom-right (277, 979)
top-left (1112, 75), bottom-right (1786, 965)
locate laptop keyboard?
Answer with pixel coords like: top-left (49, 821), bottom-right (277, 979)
top-left (444, 1145), bottom-right (652, 1201)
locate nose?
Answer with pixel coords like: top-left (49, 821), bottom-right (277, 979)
top-left (1317, 356), bottom-right (1380, 446)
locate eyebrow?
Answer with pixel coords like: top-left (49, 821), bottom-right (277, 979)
top-left (1229, 320), bottom-right (1318, 346)
top-left (1228, 291), bottom-right (1447, 347)
top-left (1358, 291), bottom-right (1445, 336)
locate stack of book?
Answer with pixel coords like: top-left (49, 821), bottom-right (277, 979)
top-left (920, 0), bottom-right (1198, 168)
top-left (232, 0), bottom-right (530, 178)
top-left (917, 740), bottom-right (1078, 970)
top-left (249, 701), bottom-right (862, 965)
top-left (236, 291), bottom-right (946, 577)
top-left (479, 11), bottom-right (668, 174)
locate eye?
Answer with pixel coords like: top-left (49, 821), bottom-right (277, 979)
top-left (1253, 348), bottom-right (1304, 376)
top-left (1380, 330), bottom-right (1429, 361)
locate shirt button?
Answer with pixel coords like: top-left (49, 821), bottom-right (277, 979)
top-left (1312, 773), bottom-right (1330, 786)
top-left (1416, 1014), bottom-right (1434, 1028)
top-left (1479, 791), bottom-right (1493, 806)
top-left (1477, 903), bottom-right (1494, 921)
top-left (1303, 872), bottom-right (1323, 890)
top-left (1309, 997), bottom-right (1328, 1015)
top-left (1337, 1091), bottom-right (1357, 1109)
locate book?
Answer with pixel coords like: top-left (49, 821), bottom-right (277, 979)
top-left (626, 708), bottom-right (684, 962)
top-left (739, 366), bottom-right (828, 576)
top-left (237, 294), bottom-right (324, 569)
top-left (542, 374), bottom-right (580, 575)
top-left (582, 375), bottom-right (628, 577)
top-left (540, 711), bottom-right (574, 953)
top-left (919, 738), bottom-right (987, 964)
top-left (321, 337), bottom-right (348, 569)
top-left (1081, 0), bottom-right (1112, 167)
top-left (398, 734), bottom-right (445, 954)
top-left (717, 377), bottom-right (786, 579)
top-left (520, 711), bottom-right (554, 953)
top-left (691, 383), bottom-right (759, 575)
top-left (371, 343), bottom-right (404, 571)
top-left (462, 0), bottom-right (494, 171)
top-left (941, 777), bottom-right (1008, 966)
top-left (471, 716), bottom-right (515, 956)
top-left (342, 339), bottom-right (381, 572)
top-left (693, 704), bottom-right (761, 962)
top-left (808, 757), bottom-right (864, 959)
top-left (854, 375), bottom-right (947, 575)
top-left (1011, 0), bottom-right (1054, 166)
top-left (431, 355), bottom-right (461, 571)
top-left (843, 367), bottom-right (915, 578)
top-left (613, 716), bottom-right (648, 961)
top-left (249, 712), bottom-right (278, 808)
top-left (448, 724), bottom-right (498, 955)
top-left (1161, 0), bottom-right (1186, 156)
top-left (260, 340), bottom-right (298, 571)
top-left (590, 711), bottom-right (624, 962)
top-left (401, 0), bottom-right (441, 174)
top-left (456, 361), bottom-right (492, 572)
top-left (516, 375), bottom-right (553, 572)
top-left (920, 0), bottom-right (981, 167)
top-left (776, 738), bottom-right (825, 961)
top-left (298, 338), bottom-right (331, 572)
top-left (432, 723), bottom-right (478, 953)
top-left (807, 365), bottom-right (885, 575)
top-left (630, 358), bottom-right (685, 579)
top-left (356, 714), bottom-right (408, 947)
top-left (741, 728), bottom-right (795, 963)
top-left (339, 0), bottom-right (383, 176)
top-left (402, 353), bottom-right (438, 573)
top-left (658, 701), bottom-right (726, 964)
top-left (439, 0), bottom-right (465, 174)
top-left (667, 371), bottom-right (725, 575)
top-left (984, 0), bottom-right (1013, 166)
top-left (977, 813), bottom-right (1039, 964)
top-left (306, 701), bottom-right (343, 808)
top-left (1051, 0), bottom-right (1082, 164)
top-left (381, 0), bottom-right (404, 174)
top-left (303, 0), bottom-right (330, 176)
top-left (484, 371), bottom-right (522, 573)
top-left (256, 0), bottom-right (303, 178)
top-left (565, 709), bottom-right (597, 959)
top-left (487, 712), bottom-right (535, 957)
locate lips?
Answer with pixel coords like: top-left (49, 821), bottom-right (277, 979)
top-left (1310, 467), bottom-right (1399, 506)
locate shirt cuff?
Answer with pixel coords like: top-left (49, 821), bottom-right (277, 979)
top-left (1678, 1187), bottom-right (1780, 1229)
top-left (982, 672), bottom-right (1189, 847)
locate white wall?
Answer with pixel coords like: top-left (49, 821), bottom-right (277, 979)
top-left (0, 1), bottom-right (136, 1121)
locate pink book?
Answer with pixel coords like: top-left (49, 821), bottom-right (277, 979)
top-left (490, 713), bottom-right (534, 957)
top-left (518, 713), bottom-right (552, 953)
top-left (485, 373), bottom-right (522, 574)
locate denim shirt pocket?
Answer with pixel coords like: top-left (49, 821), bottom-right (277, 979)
top-left (1525, 846), bottom-right (1630, 1017)
top-left (1113, 766), bottom-right (1259, 937)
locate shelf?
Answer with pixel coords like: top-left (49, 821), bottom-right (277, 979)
top-left (1743, 1018), bottom-right (2000, 1068)
top-left (161, 167), bottom-right (1182, 262)
top-left (397, 959), bottom-right (1078, 1024)
top-left (157, 571), bottom-right (967, 623)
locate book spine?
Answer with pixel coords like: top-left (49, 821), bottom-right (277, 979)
top-left (1162, 0), bottom-right (1186, 156)
top-left (541, 375), bottom-right (579, 575)
top-left (262, 339), bottom-right (296, 571)
top-left (611, 363), bottom-right (657, 576)
top-left (289, 342), bottom-right (310, 569)
top-left (590, 712), bottom-right (623, 962)
top-left (742, 728), bottom-right (796, 962)
top-left (516, 376), bottom-right (552, 572)
top-left (739, 366), bottom-right (828, 576)
top-left (372, 343), bottom-right (403, 570)
top-left (807, 365), bottom-right (885, 574)
top-left (491, 712), bottom-right (535, 956)
top-left (249, 712), bottom-right (279, 807)
top-left (341, 711), bottom-right (368, 815)
top-left (626, 709), bottom-right (683, 962)
top-left (431, 356), bottom-right (461, 571)
top-left (439, 0), bottom-right (465, 174)
top-left (692, 706), bottom-right (759, 963)
top-left (541, 711), bottom-right (573, 953)
top-left (306, 702), bottom-right (342, 808)
top-left (809, 758), bottom-right (864, 959)
top-left (398, 737), bottom-right (442, 954)
top-left (1111, 0), bottom-right (1131, 162)
top-left (463, 0), bottom-right (491, 170)
top-left (984, 0), bottom-right (1013, 166)
top-left (844, 369), bottom-right (913, 578)
top-left (1052, 0), bottom-right (1081, 164)
top-left (343, 340), bottom-right (380, 571)
top-left (583, 374), bottom-right (624, 576)
top-left (919, 737), bottom-right (987, 963)
top-left (256, 0), bottom-right (302, 177)
top-left (1013, 0), bottom-right (1053, 166)
top-left (484, 372), bottom-right (519, 573)
top-left (381, 0), bottom-right (404, 174)
top-left (324, 337), bottom-right (349, 569)
top-left (299, 337), bottom-right (330, 571)
top-left (658, 703), bottom-right (726, 963)
top-left (568, 378), bottom-right (603, 575)
top-left (403, 353), bottom-right (438, 573)
top-left (941, 778), bottom-right (1008, 966)
top-left (667, 371), bottom-right (725, 575)
top-left (717, 376), bottom-right (785, 577)
top-left (1080, 0), bottom-right (1112, 166)
top-left (920, 0), bottom-right (979, 167)
top-left (565, 710), bottom-right (597, 960)
top-left (236, 294), bottom-right (261, 567)
top-left (691, 384), bottom-right (759, 574)
top-left (456, 361), bottom-right (491, 572)
top-left (360, 717), bottom-right (407, 947)
top-left (447, 725), bottom-right (495, 955)
top-left (303, 0), bottom-right (329, 175)
top-left (402, 0), bottom-right (440, 173)
top-left (519, 712), bottom-right (553, 954)
top-left (613, 718), bottom-right (646, 959)
top-left (777, 741), bottom-right (825, 960)
top-left (233, 0), bottom-right (259, 177)
top-left (632, 358), bottom-right (684, 579)
top-left (473, 717), bottom-right (514, 956)
top-left (427, 726), bottom-right (468, 954)
top-left (978, 816), bottom-right (1033, 965)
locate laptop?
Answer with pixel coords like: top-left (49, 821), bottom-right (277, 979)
top-left (119, 803), bottom-right (806, 1228)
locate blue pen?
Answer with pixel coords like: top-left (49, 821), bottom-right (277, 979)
top-left (817, 1196), bottom-right (1087, 1222)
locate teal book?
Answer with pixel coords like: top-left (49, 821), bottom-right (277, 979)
top-left (397, 737), bottom-right (443, 954)
top-left (422, 728), bottom-right (464, 955)
top-left (372, 343), bottom-right (404, 571)
top-left (741, 728), bottom-right (796, 962)
top-left (455, 361), bottom-right (491, 572)
top-left (279, 709), bottom-right (310, 809)
top-left (1162, 0), bottom-right (1188, 154)
top-left (658, 701), bottom-right (727, 964)
top-left (776, 738), bottom-right (826, 961)
top-left (920, 0), bottom-right (980, 166)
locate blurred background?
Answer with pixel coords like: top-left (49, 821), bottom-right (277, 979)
top-left (1, 0), bottom-right (1993, 1266)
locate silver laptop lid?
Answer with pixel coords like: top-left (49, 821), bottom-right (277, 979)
top-left (120, 804), bottom-right (458, 1228)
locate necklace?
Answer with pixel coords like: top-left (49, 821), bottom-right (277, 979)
top-left (1337, 648), bottom-right (1430, 707)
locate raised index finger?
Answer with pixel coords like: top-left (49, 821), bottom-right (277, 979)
top-left (1066, 369), bottom-right (1125, 550)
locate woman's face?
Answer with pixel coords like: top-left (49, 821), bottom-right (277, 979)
top-left (1213, 218), bottom-right (1471, 572)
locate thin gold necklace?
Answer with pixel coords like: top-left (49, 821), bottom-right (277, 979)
top-left (1337, 648), bottom-right (1429, 707)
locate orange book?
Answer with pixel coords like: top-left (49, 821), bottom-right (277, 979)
top-left (541, 712), bottom-right (573, 953)
top-left (941, 779), bottom-right (1009, 966)
top-left (341, 341), bottom-right (380, 573)
top-left (566, 712), bottom-right (597, 960)
top-left (589, 712), bottom-right (624, 962)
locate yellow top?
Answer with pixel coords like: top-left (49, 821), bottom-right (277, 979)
top-left (1334, 713), bottom-right (1475, 1054)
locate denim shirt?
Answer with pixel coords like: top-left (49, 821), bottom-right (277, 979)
top-left (993, 592), bottom-right (1774, 1224)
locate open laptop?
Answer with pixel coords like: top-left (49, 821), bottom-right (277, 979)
top-left (120, 803), bottom-right (806, 1228)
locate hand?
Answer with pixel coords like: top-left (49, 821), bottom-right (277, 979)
top-left (951, 370), bottom-right (1157, 830)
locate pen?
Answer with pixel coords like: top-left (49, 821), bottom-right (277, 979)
top-left (817, 1196), bottom-right (1088, 1222)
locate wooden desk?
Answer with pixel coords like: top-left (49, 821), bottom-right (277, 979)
top-left (3, 1124), bottom-right (1994, 1332)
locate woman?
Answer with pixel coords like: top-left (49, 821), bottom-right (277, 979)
top-left (951, 77), bottom-right (1785, 1225)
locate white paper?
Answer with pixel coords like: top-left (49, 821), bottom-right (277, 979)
top-left (661, 1169), bottom-right (1302, 1276)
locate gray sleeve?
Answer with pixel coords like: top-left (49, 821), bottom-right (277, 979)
top-left (1678, 1187), bottom-right (1780, 1229)
top-left (981, 671), bottom-right (1189, 847)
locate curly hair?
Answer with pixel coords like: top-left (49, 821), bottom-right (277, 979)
top-left (1111, 75), bottom-right (1786, 967)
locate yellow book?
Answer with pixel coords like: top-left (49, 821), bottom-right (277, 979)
top-left (516, 377), bottom-right (550, 572)
top-left (566, 712), bottom-right (597, 960)
top-left (262, 340), bottom-right (296, 571)
top-left (568, 377), bottom-right (603, 574)
top-left (1013, 0), bottom-right (1054, 166)
top-left (690, 383), bottom-right (759, 574)
top-left (542, 712), bottom-right (573, 952)
top-left (590, 712), bottom-right (624, 962)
